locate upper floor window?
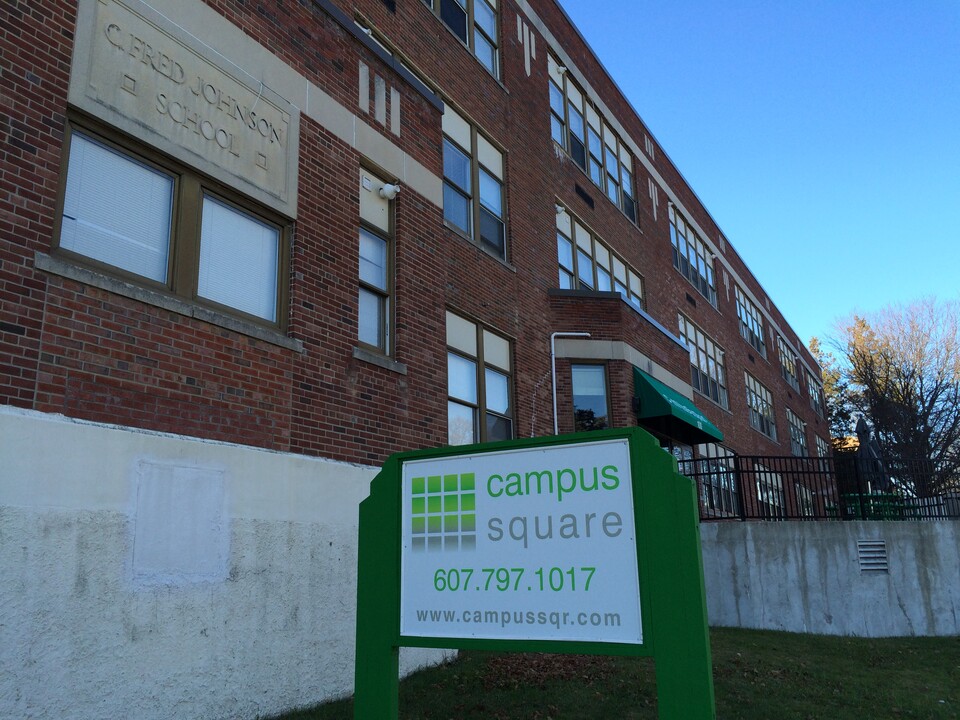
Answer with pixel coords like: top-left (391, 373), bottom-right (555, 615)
top-left (423, 0), bottom-right (500, 76)
top-left (442, 106), bottom-right (506, 260)
top-left (777, 336), bottom-right (800, 390)
top-left (572, 364), bottom-right (609, 432)
top-left (669, 205), bottom-right (716, 305)
top-left (548, 56), bottom-right (637, 223)
top-left (358, 169), bottom-right (395, 354)
top-left (446, 311), bottom-right (513, 445)
top-left (735, 286), bottom-right (766, 357)
top-left (556, 210), bottom-right (643, 310)
top-left (58, 125), bottom-right (287, 327)
top-left (786, 408), bottom-right (808, 456)
top-left (807, 370), bottom-right (825, 417)
top-left (678, 314), bottom-right (728, 409)
top-left (745, 372), bottom-right (777, 441)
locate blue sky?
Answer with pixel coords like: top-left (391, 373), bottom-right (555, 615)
top-left (557, 0), bottom-right (960, 346)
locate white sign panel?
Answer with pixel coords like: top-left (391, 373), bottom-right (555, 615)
top-left (399, 439), bottom-right (643, 644)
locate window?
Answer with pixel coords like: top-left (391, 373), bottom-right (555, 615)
top-left (572, 364), bottom-right (609, 431)
top-left (442, 106), bottom-right (506, 260)
top-left (814, 434), bottom-right (831, 473)
top-left (745, 372), bottom-right (777, 440)
top-left (735, 286), bottom-right (766, 356)
top-left (58, 125), bottom-right (286, 325)
top-left (358, 169), bottom-right (394, 354)
top-left (446, 311), bottom-right (513, 445)
top-left (786, 408), bottom-right (808, 456)
top-left (807, 370), bottom-right (825, 417)
top-left (755, 464), bottom-right (784, 519)
top-left (423, 0), bottom-right (500, 76)
top-left (795, 483), bottom-right (815, 517)
top-left (556, 210), bottom-right (643, 310)
top-left (815, 435), bottom-right (830, 459)
top-left (690, 444), bottom-right (739, 516)
top-left (358, 228), bottom-right (389, 350)
top-left (778, 336), bottom-right (800, 390)
top-left (669, 205), bottom-right (716, 305)
top-left (548, 56), bottom-right (637, 223)
top-left (678, 314), bottom-right (728, 409)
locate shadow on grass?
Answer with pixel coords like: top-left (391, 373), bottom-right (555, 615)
top-left (269, 628), bottom-right (960, 720)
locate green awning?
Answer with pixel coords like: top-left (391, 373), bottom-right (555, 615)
top-left (633, 368), bottom-right (723, 445)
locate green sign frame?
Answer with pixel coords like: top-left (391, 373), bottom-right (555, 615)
top-left (354, 427), bottom-right (715, 719)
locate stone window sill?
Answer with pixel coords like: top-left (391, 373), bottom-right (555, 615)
top-left (34, 253), bottom-right (304, 353)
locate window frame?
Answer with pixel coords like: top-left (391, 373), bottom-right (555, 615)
top-left (678, 313), bottom-right (728, 409)
top-left (815, 435), bottom-right (830, 459)
top-left (442, 113), bottom-right (507, 261)
top-left (687, 443), bottom-right (739, 517)
top-left (548, 56), bottom-right (638, 224)
top-left (669, 205), bottom-right (717, 306)
top-left (755, 463), bottom-right (785, 519)
top-left (358, 222), bottom-right (393, 356)
top-left (357, 167), bottom-right (397, 357)
top-left (422, 0), bottom-right (500, 78)
top-left (807, 370), bottom-right (826, 417)
top-left (55, 118), bottom-right (290, 330)
top-left (735, 286), bottom-right (767, 357)
top-left (745, 372), bottom-right (777, 441)
top-left (795, 482), bottom-right (815, 517)
top-left (556, 212), bottom-right (644, 310)
top-left (786, 407), bottom-right (808, 457)
top-left (446, 312), bottom-right (514, 445)
top-left (571, 362), bottom-right (611, 432)
top-left (814, 434), bottom-right (831, 472)
top-left (778, 336), bottom-right (800, 390)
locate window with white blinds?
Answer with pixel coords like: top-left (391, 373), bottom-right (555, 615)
top-left (61, 133), bottom-right (173, 283)
top-left (198, 196), bottom-right (279, 322)
top-left (57, 124), bottom-right (288, 328)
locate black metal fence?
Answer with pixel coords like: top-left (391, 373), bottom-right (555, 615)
top-left (679, 454), bottom-right (960, 522)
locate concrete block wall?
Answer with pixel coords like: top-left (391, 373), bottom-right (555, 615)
top-left (701, 520), bottom-right (960, 637)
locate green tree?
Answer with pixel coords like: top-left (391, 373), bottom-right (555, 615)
top-left (833, 298), bottom-right (960, 496)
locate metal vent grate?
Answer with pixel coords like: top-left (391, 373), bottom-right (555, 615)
top-left (575, 184), bottom-right (595, 209)
top-left (857, 540), bottom-right (889, 573)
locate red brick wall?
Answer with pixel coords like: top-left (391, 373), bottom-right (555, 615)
top-left (1, 1), bottom-right (75, 408)
top-left (0, 0), bottom-right (828, 465)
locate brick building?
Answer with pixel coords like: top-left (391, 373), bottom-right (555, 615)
top-left (1, 0), bottom-right (827, 716)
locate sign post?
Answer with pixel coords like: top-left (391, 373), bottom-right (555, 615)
top-left (355, 427), bottom-right (715, 719)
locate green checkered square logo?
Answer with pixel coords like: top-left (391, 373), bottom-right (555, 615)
top-left (410, 472), bottom-right (476, 552)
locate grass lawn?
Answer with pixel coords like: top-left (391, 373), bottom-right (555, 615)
top-left (271, 628), bottom-right (959, 719)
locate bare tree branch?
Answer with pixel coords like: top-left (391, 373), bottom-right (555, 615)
top-left (831, 298), bottom-right (960, 496)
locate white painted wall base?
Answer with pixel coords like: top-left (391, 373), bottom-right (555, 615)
top-left (700, 520), bottom-right (960, 637)
top-left (0, 406), bottom-right (451, 720)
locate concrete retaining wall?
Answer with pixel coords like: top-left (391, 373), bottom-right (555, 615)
top-left (701, 520), bottom-right (960, 637)
top-left (6, 405), bottom-right (957, 720)
top-left (0, 407), bottom-right (450, 720)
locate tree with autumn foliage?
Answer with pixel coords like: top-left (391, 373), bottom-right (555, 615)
top-left (830, 298), bottom-right (960, 496)
top-left (808, 336), bottom-right (855, 447)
